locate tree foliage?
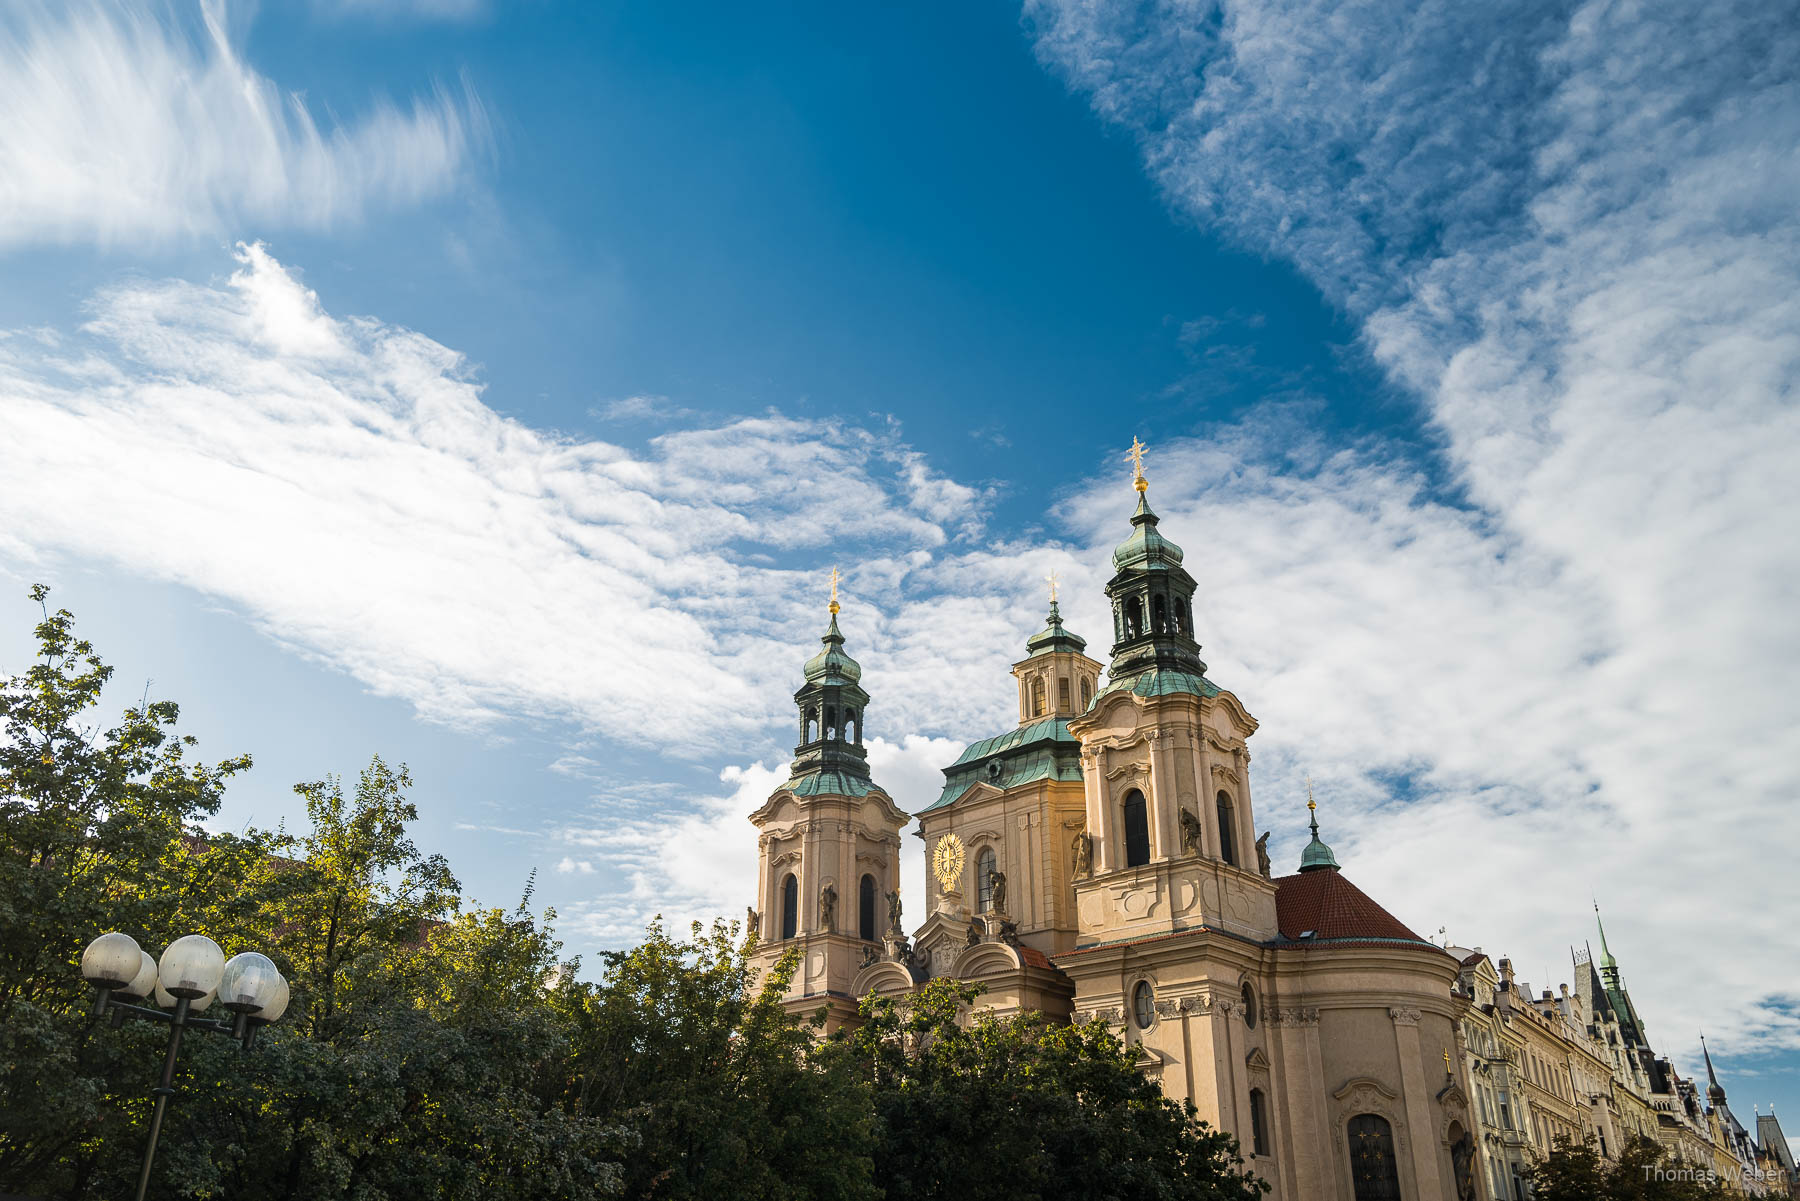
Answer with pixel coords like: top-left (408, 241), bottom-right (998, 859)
top-left (1, 589), bottom-right (1263, 1200)
top-left (1525, 1135), bottom-right (1733, 1201)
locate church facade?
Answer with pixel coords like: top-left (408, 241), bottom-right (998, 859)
top-left (746, 459), bottom-right (1485, 1201)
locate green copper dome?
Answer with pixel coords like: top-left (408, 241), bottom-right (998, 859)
top-left (1024, 599), bottom-right (1087, 657)
top-left (1298, 792), bottom-right (1340, 873)
top-left (1111, 493), bottom-right (1186, 571)
top-left (802, 613), bottom-right (862, 684)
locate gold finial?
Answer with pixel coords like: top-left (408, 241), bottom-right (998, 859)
top-left (1306, 773), bottom-right (1316, 813)
top-left (1124, 436), bottom-right (1149, 492)
top-left (1046, 568), bottom-right (1060, 605)
top-left (828, 565), bottom-right (841, 616)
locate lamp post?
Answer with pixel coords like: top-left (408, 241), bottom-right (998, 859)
top-left (80, 931), bottom-right (289, 1201)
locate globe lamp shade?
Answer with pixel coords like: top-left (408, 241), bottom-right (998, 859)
top-left (117, 950), bottom-right (159, 999)
top-left (257, 973), bottom-right (291, 1023)
top-left (219, 952), bottom-right (282, 1014)
top-left (154, 978), bottom-right (215, 1012)
top-left (81, 932), bottom-right (143, 989)
top-left (158, 934), bottom-right (225, 999)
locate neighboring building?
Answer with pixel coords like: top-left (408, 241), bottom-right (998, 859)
top-left (1454, 952), bottom-right (1534, 1200)
top-left (1755, 1109), bottom-right (1797, 1197)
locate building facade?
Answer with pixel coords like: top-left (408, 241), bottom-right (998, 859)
top-left (742, 457), bottom-right (1782, 1200)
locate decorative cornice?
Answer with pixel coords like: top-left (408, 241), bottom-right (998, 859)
top-left (1270, 1006), bottom-right (1321, 1027)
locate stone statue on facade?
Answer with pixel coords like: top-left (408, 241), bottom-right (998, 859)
top-left (988, 869), bottom-right (1007, 915)
top-left (819, 883), bottom-right (837, 932)
top-left (1071, 830), bottom-right (1092, 880)
top-left (745, 905), bottom-right (759, 937)
top-left (1451, 1130), bottom-right (1477, 1201)
top-left (886, 888), bottom-right (903, 933)
top-left (1255, 832), bottom-right (1272, 878)
top-left (966, 916), bottom-right (982, 946)
top-left (859, 943), bottom-right (881, 969)
top-left (997, 918), bottom-right (1020, 947)
top-left (1178, 806), bottom-right (1202, 854)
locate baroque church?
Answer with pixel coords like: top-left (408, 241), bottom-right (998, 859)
top-left (747, 448), bottom-right (1480, 1201)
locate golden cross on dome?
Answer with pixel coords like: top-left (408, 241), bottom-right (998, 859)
top-left (1306, 774), bottom-right (1316, 813)
top-left (1046, 569), bottom-right (1060, 604)
top-left (828, 565), bottom-right (841, 615)
top-left (1124, 436), bottom-right (1149, 490)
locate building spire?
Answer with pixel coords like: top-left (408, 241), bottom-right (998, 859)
top-left (1299, 775), bottom-right (1340, 872)
top-left (1594, 901), bottom-right (1623, 989)
top-left (1702, 1035), bottom-right (1727, 1105)
top-left (1125, 435), bottom-right (1149, 493)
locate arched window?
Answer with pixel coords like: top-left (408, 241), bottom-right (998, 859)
top-left (1132, 980), bottom-right (1155, 1029)
top-left (844, 708), bottom-right (858, 743)
top-left (976, 847), bottom-right (997, 912)
top-left (1241, 982), bottom-right (1258, 1028)
top-left (805, 709), bottom-right (818, 743)
top-left (1249, 1088), bottom-right (1270, 1157)
top-left (1080, 678), bottom-right (1092, 709)
top-left (824, 705), bottom-right (837, 739)
top-left (1127, 598), bottom-right (1144, 639)
top-left (1058, 677), bottom-right (1071, 712)
top-left (1153, 594), bottom-right (1168, 633)
top-left (1347, 1114), bottom-right (1402, 1201)
top-left (859, 874), bottom-right (877, 941)
top-left (1123, 790), bottom-right (1150, 867)
top-left (780, 874), bottom-right (798, 940)
top-left (1031, 679), bottom-right (1046, 718)
top-left (1216, 791), bottom-right (1237, 867)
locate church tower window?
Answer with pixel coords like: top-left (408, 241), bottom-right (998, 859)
top-left (859, 873), bottom-right (877, 941)
top-left (1153, 593), bottom-right (1168, 633)
top-left (1217, 791), bottom-right (1238, 866)
top-left (1249, 1088), bottom-right (1270, 1156)
top-left (1058, 677), bottom-right (1071, 712)
top-left (1123, 790), bottom-right (1150, 867)
top-left (1080, 677), bottom-right (1092, 709)
top-left (1241, 982), bottom-right (1258, 1028)
top-left (1347, 1114), bottom-right (1402, 1201)
top-left (1132, 980), bottom-right (1155, 1029)
top-left (976, 847), bottom-right (997, 912)
top-left (1031, 678), bottom-right (1046, 718)
top-left (780, 873), bottom-right (798, 940)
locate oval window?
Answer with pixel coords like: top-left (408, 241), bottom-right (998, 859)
top-left (1133, 980), bottom-right (1156, 1029)
top-left (1241, 982), bottom-right (1258, 1028)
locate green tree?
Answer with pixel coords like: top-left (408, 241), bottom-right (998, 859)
top-left (1525, 1135), bottom-right (1732, 1200)
top-left (841, 979), bottom-right (1268, 1201)
top-left (559, 918), bottom-right (878, 1201)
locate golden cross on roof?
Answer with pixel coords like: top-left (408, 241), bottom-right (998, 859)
top-left (1046, 568), bottom-right (1060, 605)
top-left (828, 565), bottom-right (841, 615)
top-left (1306, 774), bottom-right (1316, 813)
top-left (1124, 436), bottom-right (1149, 490)
top-left (1444, 1048), bottom-right (1453, 1076)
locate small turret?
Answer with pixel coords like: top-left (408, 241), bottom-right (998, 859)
top-left (1298, 778), bottom-right (1340, 872)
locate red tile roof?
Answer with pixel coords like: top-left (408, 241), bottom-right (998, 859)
top-left (1018, 945), bottom-right (1054, 970)
top-left (1273, 868), bottom-right (1429, 945)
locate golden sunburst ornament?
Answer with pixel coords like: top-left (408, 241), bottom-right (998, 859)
top-left (932, 833), bottom-right (966, 890)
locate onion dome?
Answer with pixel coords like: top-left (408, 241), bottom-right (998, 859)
top-left (1024, 599), bottom-right (1087, 658)
top-left (1111, 491), bottom-right (1186, 571)
top-left (803, 612), bottom-right (863, 684)
top-left (1299, 783), bottom-right (1340, 873)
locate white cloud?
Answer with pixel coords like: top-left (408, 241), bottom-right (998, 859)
top-left (0, 243), bottom-right (999, 753)
top-left (1025, 0), bottom-right (1800, 1060)
top-left (0, 0), bottom-right (486, 249)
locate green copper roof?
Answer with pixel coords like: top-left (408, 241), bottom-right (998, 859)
top-left (802, 613), bottom-right (862, 684)
top-left (1298, 796), bottom-right (1340, 872)
top-left (1024, 600), bottom-right (1087, 657)
top-left (1111, 493), bottom-right (1185, 571)
top-left (782, 768), bottom-right (874, 798)
top-left (1090, 666), bottom-right (1220, 705)
top-left (925, 716), bottom-right (1085, 811)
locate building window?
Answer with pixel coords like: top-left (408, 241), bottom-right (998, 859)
top-left (859, 874), bottom-right (877, 941)
top-left (1132, 980), bottom-right (1155, 1029)
top-left (1241, 982), bottom-right (1258, 1028)
top-left (1347, 1114), bottom-right (1402, 1201)
top-left (976, 847), bottom-right (997, 913)
top-left (1216, 791), bottom-right (1237, 866)
top-left (780, 874), bottom-right (798, 940)
top-left (1058, 677), bottom-right (1071, 712)
top-left (1081, 678), bottom-right (1092, 709)
top-left (1153, 593), bottom-right (1168, 633)
top-left (1250, 1088), bottom-right (1270, 1157)
top-left (1123, 790), bottom-right (1151, 867)
top-left (1032, 678), bottom-right (1046, 717)
top-left (844, 708), bottom-right (858, 743)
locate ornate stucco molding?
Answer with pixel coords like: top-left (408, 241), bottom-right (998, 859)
top-left (1389, 1006), bottom-right (1423, 1026)
top-left (1269, 1006), bottom-right (1321, 1027)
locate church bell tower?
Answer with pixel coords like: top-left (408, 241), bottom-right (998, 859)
top-left (746, 569), bottom-right (910, 1029)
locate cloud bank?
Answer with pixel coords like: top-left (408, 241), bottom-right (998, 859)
top-left (0, 0), bottom-right (486, 248)
top-left (1025, 0), bottom-right (1800, 1059)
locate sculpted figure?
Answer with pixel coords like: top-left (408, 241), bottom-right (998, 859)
top-left (886, 888), bottom-right (903, 931)
top-left (819, 883), bottom-right (837, 932)
top-left (859, 944), bottom-right (881, 969)
top-left (1255, 832), bottom-right (1272, 879)
top-left (1071, 831), bottom-right (1093, 880)
top-left (745, 905), bottom-right (760, 937)
top-left (967, 916), bottom-right (983, 946)
top-left (997, 918), bottom-right (1020, 947)
top-left (988, 869), bottom-right (1007, 915)
top-left (1178, 807), bottom-right (1203, 854)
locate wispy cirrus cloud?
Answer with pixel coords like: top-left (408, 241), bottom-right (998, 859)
top-left (0, 0), bottom-right (487, 249)
top-left (1025, 0), bottom-right (1800, 1062)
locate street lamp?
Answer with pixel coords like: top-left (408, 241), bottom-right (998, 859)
top-left (81, 931), bottom-right (289, 1201)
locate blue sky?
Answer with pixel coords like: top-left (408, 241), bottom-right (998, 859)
top-left (3, 0), bottom-right (1797, 1122)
